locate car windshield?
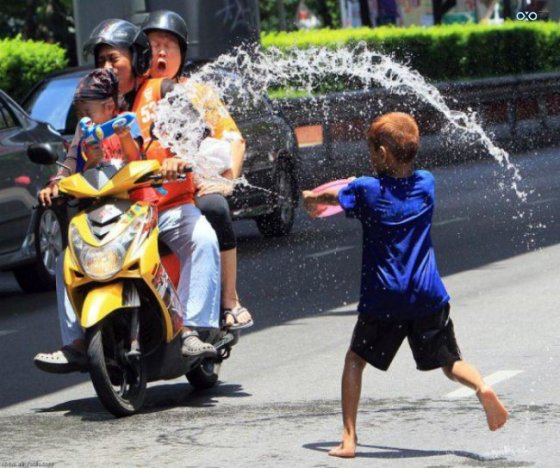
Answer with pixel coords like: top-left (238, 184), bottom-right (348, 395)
top-left (24, 76), bottom-right (79, 133)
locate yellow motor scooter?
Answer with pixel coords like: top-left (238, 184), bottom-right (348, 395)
top-left (29, 144), bottom-right (236, 417)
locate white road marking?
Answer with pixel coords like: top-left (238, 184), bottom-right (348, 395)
top-left (527, 197), bottom-right (555, 206)
top-left (0, 329), bottom-right (16, 337)
top-left (306, 246), bottom-right (355, 259)
top-left (433, 216), bottom-right (470, 227)
top-left (445, 370), bottom-right (523, 398)
top-left (328, 302), bottom-right (359, 314)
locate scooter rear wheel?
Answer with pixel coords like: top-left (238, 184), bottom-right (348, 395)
top-left (186, 359), bottom-right (219, 389)
top-left (87, 319), bottom-right (147, 417)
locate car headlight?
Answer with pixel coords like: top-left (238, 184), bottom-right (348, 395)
top-left (69, 207), bottom-right (154, 281)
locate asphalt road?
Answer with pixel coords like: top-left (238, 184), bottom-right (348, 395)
top-left (0, 146), bottom-right (559, 467)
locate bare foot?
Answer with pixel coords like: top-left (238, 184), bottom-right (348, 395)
top-left (477, 386), bottom-right (509, 431)
top-left (328, 434), bottom-right (357, 458)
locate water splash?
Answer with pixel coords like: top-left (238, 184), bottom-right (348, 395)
top-left (154, 42), bottom-right (538, 237)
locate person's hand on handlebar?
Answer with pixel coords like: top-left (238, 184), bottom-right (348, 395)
top-left (161, 157), bottom-right (190, 182)
top-left (38, 183), bottom-right (59, 207)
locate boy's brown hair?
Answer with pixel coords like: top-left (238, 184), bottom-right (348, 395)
top-left (367, 112), bottom-right (420, 163)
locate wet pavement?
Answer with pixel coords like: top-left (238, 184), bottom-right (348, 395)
top-left (0, 148), bottom-right (559, 467)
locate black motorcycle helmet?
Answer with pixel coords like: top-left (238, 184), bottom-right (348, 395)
top-left (141, 10), bottom-right (188, 68)
top-left (83, 19), bottom-right (152, 77)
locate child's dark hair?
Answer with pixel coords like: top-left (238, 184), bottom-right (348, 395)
top-left (367, 112), bottom-right (420, 162)
top-left (73, 68), bottom-right (119, 108)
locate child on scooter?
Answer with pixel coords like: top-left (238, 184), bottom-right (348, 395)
top-left (303, 112), bottom-right (508, 458)
top-left (39, 68), bottom-right (142, 206)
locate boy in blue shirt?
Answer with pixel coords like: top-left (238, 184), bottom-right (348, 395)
top-left (303, 112), bottom-right (508, 458)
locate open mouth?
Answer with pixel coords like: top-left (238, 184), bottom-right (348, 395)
top-left (157, 59), bottom-right (167, 72)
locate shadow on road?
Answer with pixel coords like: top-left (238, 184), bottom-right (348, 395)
top-left (302, 441), bottom-right (525, 465)
top-left (33, 382), bottom-right (250, 421)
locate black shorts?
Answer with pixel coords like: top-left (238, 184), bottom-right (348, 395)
top-left (350, 303), bottom-right (462, 371)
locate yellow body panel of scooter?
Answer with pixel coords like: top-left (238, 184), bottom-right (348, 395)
top-left (61, 159), bottom-right (183, 342)
top-left (58, 160), bottom-right (161, 199)
top-left (68, 202), bottom-right (150, 248)
top-left (80, 282), bottom-right (127, 329)
top-left (64, 225), bottom-right (182, 342)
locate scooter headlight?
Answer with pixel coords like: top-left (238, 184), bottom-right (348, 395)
top-left (69, 208), bottom-right (154, 281)
top-left (79, 245), bottom-right (124, 280)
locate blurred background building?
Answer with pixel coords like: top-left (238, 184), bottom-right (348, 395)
top-left (72, 0), bottom-right (260, 65)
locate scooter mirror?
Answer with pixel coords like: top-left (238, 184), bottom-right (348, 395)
top-left (27, 143), bottom-right (58, 165)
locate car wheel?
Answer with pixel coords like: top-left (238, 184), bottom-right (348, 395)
top-left (255, 159), bottom-right (297, 238)
top-left (13, 207), bottom-right (66, 293)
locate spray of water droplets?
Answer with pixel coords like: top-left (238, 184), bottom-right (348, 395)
top-left (154, 42), bottom-right (541, 243)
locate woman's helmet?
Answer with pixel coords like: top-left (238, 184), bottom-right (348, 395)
top-left (83, 19), bottom-right (152, 77)
top-left (141, 10), bottom-right (188, 65)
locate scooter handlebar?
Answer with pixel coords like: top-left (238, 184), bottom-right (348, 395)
top-left (147, 166), bottom-right (193, 182)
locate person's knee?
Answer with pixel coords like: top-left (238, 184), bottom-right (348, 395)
top-left (198, 195), bottom-right (231, 224)
top-left (442, 363), bottom-right (456, 381)
top-left (345, 350), bottom-right (367, 369)
top-left (192, 217), bottom-right (219, 253)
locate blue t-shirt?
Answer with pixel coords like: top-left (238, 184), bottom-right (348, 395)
top-left (338, 170), bottom-right (449, 320)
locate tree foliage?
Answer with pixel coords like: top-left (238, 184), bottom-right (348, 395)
top-left (0, 0), bottom-right (76, 64)
top-left (259, 0), bottom-right (341, 31)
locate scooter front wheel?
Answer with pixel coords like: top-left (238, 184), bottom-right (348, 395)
top-left (87, 319), bottom-right (147, 417)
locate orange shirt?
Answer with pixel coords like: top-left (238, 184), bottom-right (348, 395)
top-left (132, 78), bottom-right (195, 211)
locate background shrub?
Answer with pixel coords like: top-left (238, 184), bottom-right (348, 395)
top-left (262, 22), bottom-right (560, 89)
top-left (0, 36), bottom-right (67, 101)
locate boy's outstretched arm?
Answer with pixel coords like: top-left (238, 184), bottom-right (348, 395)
top-left (302, 188), bottom-right (341, 218)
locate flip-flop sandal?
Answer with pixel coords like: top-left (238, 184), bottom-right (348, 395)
top-left (34, 346), bottom-right (88, 374)
top-left (223, 306), bottom-right (254, 331)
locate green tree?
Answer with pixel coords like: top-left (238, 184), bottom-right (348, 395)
top-left (260, 0), bottom-right (341, 31)
top-left (0, 0), bottom-right (76, 64)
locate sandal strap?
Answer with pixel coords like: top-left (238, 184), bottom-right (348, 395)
top-left (181, 330), bottom-right (200, 339)
top-left (230, 306), bottom-right (250, 319)
top-left (223, 309), bottom-right (234, 318)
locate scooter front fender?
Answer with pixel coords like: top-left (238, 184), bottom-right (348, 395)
top-left (80, 281), bottom-right (140, 329)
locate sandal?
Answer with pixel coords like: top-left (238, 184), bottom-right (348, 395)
top-left (223, 306), bottom-right (254, 331)
top-left (181, 330), bottom-right (217, 358)
top-left (34, 346), bottom-right (88, 374)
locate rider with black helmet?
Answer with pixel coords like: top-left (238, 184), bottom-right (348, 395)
top-left (82, 18), bottom-right (152, 107)
top-left (84, 19), bottom-right (152, 77)
top-left (141, 10), bottom-right (254, 330)
top-left (141, 10), bottom-right (188, 79)
top-left (34, 18), bottom-right (222, 373)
